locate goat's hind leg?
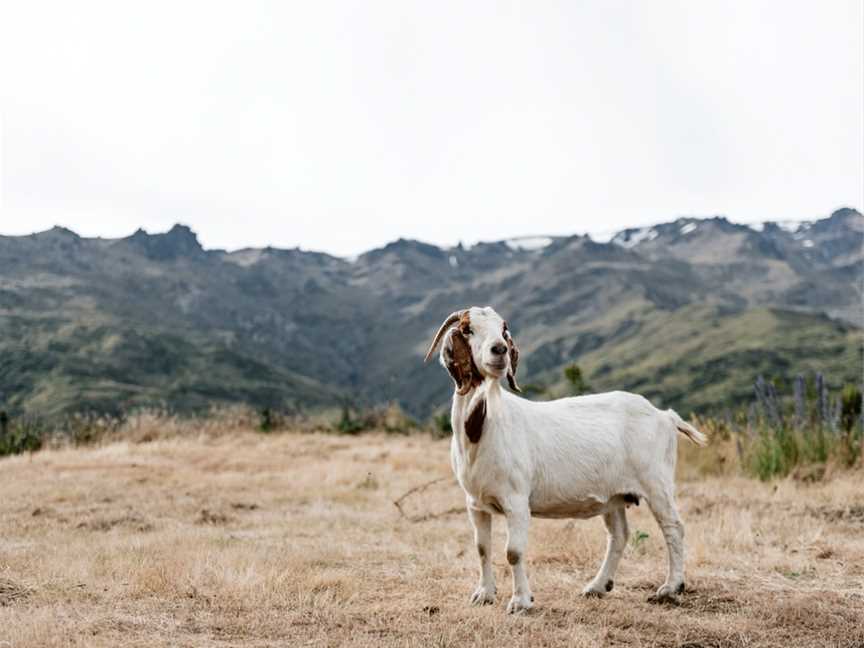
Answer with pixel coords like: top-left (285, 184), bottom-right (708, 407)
top-left (467, 505), bottom-right (496, 605)
top-left (583, 507), bottom-right (628, 598)
top-left (646, 486), bottom-right (686, 604)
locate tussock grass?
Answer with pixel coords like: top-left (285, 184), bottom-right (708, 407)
top-left (0, 578), bottom-right (31, 607)
top-left (1, 429), bottom-right (862, 647)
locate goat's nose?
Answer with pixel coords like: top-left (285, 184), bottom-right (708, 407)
top-left (491, 343), bottom-right (508, 356)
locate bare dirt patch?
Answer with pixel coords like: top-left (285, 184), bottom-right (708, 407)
top-left (0, 431), bottom-right (862, 647)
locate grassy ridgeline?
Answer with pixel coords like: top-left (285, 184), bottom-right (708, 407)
top-left (1, 383), bottom-right (861, 480)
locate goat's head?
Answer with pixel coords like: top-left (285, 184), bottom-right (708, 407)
top-left (424, 306), bottom-right (520, 394)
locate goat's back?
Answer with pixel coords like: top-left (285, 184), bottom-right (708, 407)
top-left (499, 390), bottom-right (679, 501)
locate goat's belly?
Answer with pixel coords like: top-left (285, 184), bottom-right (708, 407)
top-left (529, 495), bottom-right (607, 520)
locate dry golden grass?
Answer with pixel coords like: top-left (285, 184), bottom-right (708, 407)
top-left (1, 428), bottom-right (863, 647)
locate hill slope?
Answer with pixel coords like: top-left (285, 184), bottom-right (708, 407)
top-left (0, 209), bottom-right (861, 418)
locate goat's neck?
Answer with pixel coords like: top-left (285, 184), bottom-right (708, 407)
top-left (454, 377), bottom-right (499, 408)
top-left (452, 378), bottom-right (502, 448)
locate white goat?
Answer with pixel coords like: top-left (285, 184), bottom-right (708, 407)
top-left (424, 306), bottom-right (706, 614)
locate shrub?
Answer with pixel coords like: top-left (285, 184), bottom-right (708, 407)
top-left (337, 405), bottom-right (367, 435)
top-left (840, 384), bottom-right (862, 433)
top-left (748, 427), bottom-right (799, 481)
top-left (63, 412), bottom-right (122, 446)
top-left (563, 364), bottom-right (591, 396)
top-left (259, 408), bottom-right (282, 432)
top-left (0, 415), bottom-right (44, 456)
top-left (334, 402), bottom-right (417, 435)
top-left (432, 412), bottom-right (452, 438)
top-left (744, 373), bottom-right (862, 479)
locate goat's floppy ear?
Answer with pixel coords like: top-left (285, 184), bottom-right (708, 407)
top-left (424, 310), bottom-right (465, 362)
top-left (443, 328), bottom-right (481, 395)
top-left (504, 322), bottom-right (521, 393)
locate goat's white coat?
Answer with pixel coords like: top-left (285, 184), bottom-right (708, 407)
top-left (435, 306), bottom-right (706, 613)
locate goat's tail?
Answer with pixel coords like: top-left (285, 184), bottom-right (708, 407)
top-left (667, 409), bottom-right (708, 446)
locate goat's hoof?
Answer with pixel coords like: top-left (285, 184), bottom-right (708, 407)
top-left (581, 579), bottom-right (611, 598)
top-left (506, 594), bottom-right (533, 614)
top-left (469, 586), bottom-right (496, 606)
top-left (647, 584), bottom-right (681, 605)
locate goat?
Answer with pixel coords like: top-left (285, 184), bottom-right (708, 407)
top-left (424, 306), bottom-right (707, 613)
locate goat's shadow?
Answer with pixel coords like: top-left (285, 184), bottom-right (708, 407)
top-left (521, 583), bottom-right (744, 620)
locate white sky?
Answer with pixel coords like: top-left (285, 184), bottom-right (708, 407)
top-left (1, 1), bottom-right (861, 256)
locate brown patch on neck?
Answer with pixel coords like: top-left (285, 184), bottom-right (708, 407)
top-left (465, 397), bottom-right (486, 443)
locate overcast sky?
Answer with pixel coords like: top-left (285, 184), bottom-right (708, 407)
top-left (1, 2), bottom-right (861, 256)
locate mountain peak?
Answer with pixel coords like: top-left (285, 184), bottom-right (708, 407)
top-left (126, 223), bottom-right (203, 260)
top-left (827, 207), bottom-right (863, 226)
top-left (810, 207), bottom-right (864, 235)
top-left (360, 238), bottom-right (446, 263)
top-left (830, 207), bottom-right (861, 218)
top-left (49, 225), bottom-right (80, 238)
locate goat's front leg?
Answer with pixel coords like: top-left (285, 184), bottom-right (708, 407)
top-left (467, 505), bottom-right (496, 605)
top-left (505, 500), bottom-right (533, 613)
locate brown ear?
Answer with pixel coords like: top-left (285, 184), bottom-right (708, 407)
top-left (444, 329), bottom-right (482, 395)
top-left (504, 324), bottom-right (521, 393)
top-left (424, 310), bottom-right (465, 362)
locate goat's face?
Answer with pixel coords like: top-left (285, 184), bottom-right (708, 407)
top-left (425, 306), bottom-right (520, 394)
top-left (458, 307), bottom-right (510, 378)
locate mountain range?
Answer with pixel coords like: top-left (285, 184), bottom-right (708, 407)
top-left (1, 208), bottom-right (861, 420)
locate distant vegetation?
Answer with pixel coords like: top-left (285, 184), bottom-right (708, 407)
top-left (706, 373), bottom-right (862, 480)
top-left (0, 411), bottom-right (42, 456)
top-left (563, 363), bottom-right (591, 395)
top-left (2, 366), bottom-right (860, 481)
top-left (0, 401), bottom-right (421, 458)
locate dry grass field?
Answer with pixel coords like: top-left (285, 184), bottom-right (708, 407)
top-left (1, 424), bottom-right (863, 647)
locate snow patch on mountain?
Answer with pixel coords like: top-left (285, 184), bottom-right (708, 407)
top-left (504, 236), bottom-right (553, 251)
top-left (612, 228), bottom-right (659, 248)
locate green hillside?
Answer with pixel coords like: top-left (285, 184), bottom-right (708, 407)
top-left (535, 305), bottom-right (862, 414)
top-left (0, 317), bottom-right (340, 419)
top-left (0, 209), bottom-right (861, 420)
